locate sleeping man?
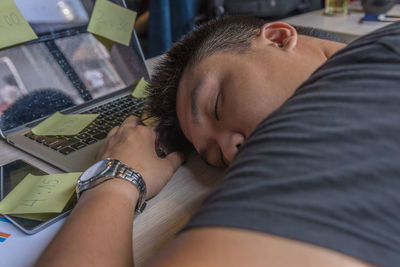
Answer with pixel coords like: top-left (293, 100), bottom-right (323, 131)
top-left (37, 17), bottom-right (400, 266)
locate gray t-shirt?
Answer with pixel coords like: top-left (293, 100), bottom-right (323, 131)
top-left (184, 22), bottom-right (400, 267)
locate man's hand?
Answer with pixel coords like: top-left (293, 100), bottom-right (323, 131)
top-left (96, 116), bottom-right (184, 198)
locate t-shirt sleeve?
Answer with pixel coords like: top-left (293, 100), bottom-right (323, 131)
top-left (183, 22), bottom-right (400, 267)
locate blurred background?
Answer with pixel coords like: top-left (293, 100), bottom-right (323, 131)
top-left (126, 0), bottom-right (324, 58)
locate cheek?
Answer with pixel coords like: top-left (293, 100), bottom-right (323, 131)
top-left (224, 76), bottom-right (273, 134)
top-left (225, 102), bottom-right (262, 136)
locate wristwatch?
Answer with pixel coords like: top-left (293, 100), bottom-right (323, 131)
top-left (76, 158), bottom-right (147, 213)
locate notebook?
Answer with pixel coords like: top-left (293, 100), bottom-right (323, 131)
top-left (0, 0), bottom-right (151, 172)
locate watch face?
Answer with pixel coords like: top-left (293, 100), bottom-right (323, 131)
top-left (79, 159), bottom-right (111, 182)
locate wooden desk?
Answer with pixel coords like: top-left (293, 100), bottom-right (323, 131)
top-left (0, 57), bottom-right (223, 266)
top-left (283, 4), bottom-right (400, 42)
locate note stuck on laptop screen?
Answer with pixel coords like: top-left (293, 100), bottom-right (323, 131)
top-left (0, 0), bottom-right (149, 133)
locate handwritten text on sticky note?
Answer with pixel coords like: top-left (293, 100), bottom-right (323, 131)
top-left (87, 0), bottom-right (137, 46)
top-left (131, 77), bottom-right (149, 98)
top-left (0, 0), bottom-right (38, 49)
top-left (32, 112), bottom-right (98, 136)
top-left (0, 173), bottom-right (81, 216)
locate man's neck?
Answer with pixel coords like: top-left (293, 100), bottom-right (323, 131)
top-left (293, 35), bottom-right (347, 77)
top-left (300, 34), bottom-right (347, 60)
top-left (322, 39), bottom-right (347, 59)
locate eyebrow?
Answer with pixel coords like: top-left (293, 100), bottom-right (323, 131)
top-left (191, 82), bottom-right (217, 166)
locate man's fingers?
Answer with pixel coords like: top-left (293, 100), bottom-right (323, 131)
top-left (107, 126), bottom-right (119, 138)
top-left (120, 115), bottom-right (141, 128)
top-left (165, 152), bottom-right (185, 172)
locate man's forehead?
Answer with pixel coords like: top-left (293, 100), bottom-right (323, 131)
top-left (177, 66), bottom-right (206, 122)
top-left (176, 68), bottom-right (193, 114)
top-left (175, 69), bottom-right (196, 142)
top-left (190, 83), bottom-right (202, 124)
top-left (176, 53), bottom-right (226, 128)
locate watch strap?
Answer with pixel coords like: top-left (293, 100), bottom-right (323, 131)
top-left (112, 160), bottom-right (147, 213)
top-left (77, 159), bottom-right (147, 214)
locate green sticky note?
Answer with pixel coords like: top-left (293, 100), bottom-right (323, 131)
top-left (131, 77), bottom-right (149, 98)
top-left (87, 0), bottom-right (137, 46)
top-left (32, 112), bottom-right (98, 136)
top-left (0, 0), bottom-right (38, 50)
top-left (0, 173), bottom-right (81, 221)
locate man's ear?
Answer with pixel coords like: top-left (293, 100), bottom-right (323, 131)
top-left (258, 22), bottom-right (298, 51)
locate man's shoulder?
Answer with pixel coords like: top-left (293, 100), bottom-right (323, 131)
top-left (297, 21), bottom-right (400, 91)
top-left (347, 21), bottom-right (400, 48)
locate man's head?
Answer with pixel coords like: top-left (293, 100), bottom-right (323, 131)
top-left (147, 16), bottom-right (345, 167)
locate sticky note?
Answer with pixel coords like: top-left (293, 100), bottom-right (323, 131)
top-left (0, 0), bottom-right (38, 50)
top-left (0, 173), bottom-right (81, 221)
top-left (32, 112), bottom-right (98, 136)
top-left (87, 0), bottom-right (137, 46)
top-left (93, 33), bottom-right (114, 51)
top-left (131, 77), bottom-right (149, 98)
top-left (141, 112), bottom-right (157, 126)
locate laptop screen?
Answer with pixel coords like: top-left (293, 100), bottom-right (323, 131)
top-left (0, 0), bottom-right (149, 133)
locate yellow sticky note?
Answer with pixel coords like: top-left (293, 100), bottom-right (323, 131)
top-left (87, 0), bottom-right (137, 46)
top-left (0, 0), bottom-right (38, 50)
top-left (131, 77), bottom-right (149, 98)
top-left (93, 33), bottom-right (114, 51)
top-left (0, 173), bottom-right (81, 220)
top-left (141, 112), bottom-right (157, 126)
top-left (32, 112), bottom-right (98, 136)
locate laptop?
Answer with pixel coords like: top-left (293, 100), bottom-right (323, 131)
top-left (0, 0), bottom-right (151, 172)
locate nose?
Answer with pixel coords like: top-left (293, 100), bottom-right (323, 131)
top-left (219, 132), bottom-right (245, 165)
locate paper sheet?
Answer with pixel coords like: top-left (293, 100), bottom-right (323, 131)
top-left (131, 77), bottom-right (149, 98)
top-left (87, 0), bottom-right (137, 46)
top-left (0, 0), bottom-right (38, 50)
top-left (31, 112), bottom-right (98, 136)
top-left (0, 173), bottom-right (81, 221)
top-left (0, 214), bottom-right (66, 265)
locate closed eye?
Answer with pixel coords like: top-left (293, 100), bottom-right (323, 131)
top-left (214, 92), bottom-right (221, 121)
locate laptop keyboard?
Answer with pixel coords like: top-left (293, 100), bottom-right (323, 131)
top-left (24, 95), bottom-right (145, 155)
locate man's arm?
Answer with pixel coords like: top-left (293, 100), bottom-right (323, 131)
top-left (36, 116), bottom-right (183, 267)
top-left (35, 179), bottom-right (139, 267)
top-left (146, 227), bottom-right (373, 267)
